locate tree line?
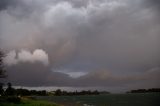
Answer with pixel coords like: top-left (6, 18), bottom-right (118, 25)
top-left (52, 89), bottom-right (102, 96)
top-left (0, 83), bottom-right (108, 96)
top-left (0, 83), bottom-right (109, 96)
top-left (127, 88), bottom-right (160, 93)
top-left (0, 83), bottom-right (47, 96)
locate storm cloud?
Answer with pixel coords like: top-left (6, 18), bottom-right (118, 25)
top-left (0, 0), bottom-right (160, 92)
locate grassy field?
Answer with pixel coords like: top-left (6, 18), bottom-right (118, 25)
top-left (0, 97), bottom-right (59, 106)
top-left (37, 93), bottom-right (160, 106)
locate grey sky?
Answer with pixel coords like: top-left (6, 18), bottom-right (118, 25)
top-left (0, 0), bottom-right (160, 92)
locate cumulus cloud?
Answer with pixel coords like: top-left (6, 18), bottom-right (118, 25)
top-left (4, 50), bottom-right (17, 65)
top-left (5, 49), bottom-right (49, 66)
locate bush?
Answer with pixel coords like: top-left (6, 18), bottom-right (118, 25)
top-left (6, 96), bottom-right (21, 103)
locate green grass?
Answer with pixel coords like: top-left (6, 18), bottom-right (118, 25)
top-left (0, 97), bottom-right (60, 106)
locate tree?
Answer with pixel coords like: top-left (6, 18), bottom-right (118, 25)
top-left (0, 83), bottom-right (4, 95)
top-left (5, 82), bottom-right (16, 96)
top-left (55, 89), bottom-right (62, 96)
top-left (0, 50), bottom-right (6, 95)
top-left (0, 50), bottom-right (6, 78)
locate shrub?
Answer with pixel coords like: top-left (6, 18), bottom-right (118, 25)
top-left (7, 96), bottom-right (21, 103)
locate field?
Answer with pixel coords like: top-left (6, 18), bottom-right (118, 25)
top-left (37, 93), bottom-right (160, 106)
top-left (0, 97), bottom-right (59, 106)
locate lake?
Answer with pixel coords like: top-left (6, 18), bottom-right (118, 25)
top-left (36, 93), bottom-right (160, 106)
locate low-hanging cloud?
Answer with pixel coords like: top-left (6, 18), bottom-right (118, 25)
top-left (5, 49), bottom-right (49, 66)
top-left (5, 65), bottom-right (160, 93)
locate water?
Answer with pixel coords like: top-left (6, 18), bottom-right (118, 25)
top-left (36, 93), bottom-right (160, 106)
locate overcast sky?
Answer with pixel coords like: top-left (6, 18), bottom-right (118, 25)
top-left (0, 0), bottom-right (160, 92)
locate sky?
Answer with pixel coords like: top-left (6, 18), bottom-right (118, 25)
top-left (0, 0), bottom-right (160, 93)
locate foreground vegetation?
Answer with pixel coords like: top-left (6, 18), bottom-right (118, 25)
top-left (0, 96), bottom-right (59, 106)
top-left (1, 92), bottom-right (160, 106)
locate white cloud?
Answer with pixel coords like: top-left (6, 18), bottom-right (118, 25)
top-left (54, 68), bottom-right (88, 78)
top-left (4, 50), bottom-right (18, 66)
top-left (43, 1), bottom-right (87, 27)
top-left (18, 50), bottom-right (35, 63)
top-left (5, 49), bottom-right (49, 66)
top-left (33, 49), bottom-right (49, 65)
top-left (67, 71), bottom-right (88, 78)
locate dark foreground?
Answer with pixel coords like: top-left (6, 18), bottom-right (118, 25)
top-left (36, 93), bottom-right (160, 106)
top-left (0, 96), bottom-right (59, 106)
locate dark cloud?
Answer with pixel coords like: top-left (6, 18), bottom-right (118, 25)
top-left (0, 0), bottom-right (160, 92)
top-left (145, 0), bottom-right (160, 9)
top-left (6, 62), bottom-right (73, 86)
top-left (73, 68), bottom-right (160, 88)
top-left (5, 62), bottom-right (160, 90)
top-left (143, 0), bottom-right (160, 18)
top-left (0, 0), bottom-right (17, 11)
